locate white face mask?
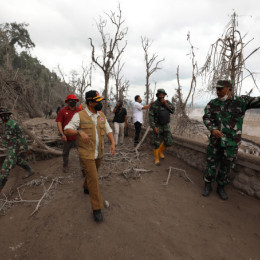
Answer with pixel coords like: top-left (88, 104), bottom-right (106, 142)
top-left (218, 93), bottom-right (229, 102)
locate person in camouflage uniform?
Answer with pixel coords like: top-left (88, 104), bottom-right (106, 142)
top-left (149, 89), bottom-right (175, 165)
top-left (0, 108), bottom-right (35, 192)
top-left (202, 80), bottom-right (260, 200)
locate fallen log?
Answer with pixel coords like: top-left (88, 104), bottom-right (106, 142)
top-left (30, 146), bottom-right (62, 156)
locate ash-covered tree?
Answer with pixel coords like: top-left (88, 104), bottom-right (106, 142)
top-left (200, 12), bottom-right (260, 95)
top-left (89, 4), bottom-right (128, 114)
top-left (141, 36), bottom-right (164, 105)
top-left (112, 58), bottom-right (129, 102)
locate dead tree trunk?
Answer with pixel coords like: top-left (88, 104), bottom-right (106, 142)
top-left (89, 4), bottom-right (128, 114)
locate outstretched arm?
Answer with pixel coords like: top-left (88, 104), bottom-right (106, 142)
top-left (245, 95), bottom-right (260, 110)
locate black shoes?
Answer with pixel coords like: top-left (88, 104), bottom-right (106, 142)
top-left (217, 185), bottom-right (228, 200)
top-left (93, 209), bottom-right (103, 222)
top-left (202, 182), bottom-right (228, 200)
top-left (83, 188), bottom-right (89, 195)
top-left (202, 182), bottom-right (212, 197)
top-left (0, 178), bottom-right (7, 192)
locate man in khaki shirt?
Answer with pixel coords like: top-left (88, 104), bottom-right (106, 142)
top-left (64, 90), bottom-right (115, 222)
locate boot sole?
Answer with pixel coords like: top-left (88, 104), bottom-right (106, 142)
top-left (202, 188), bottom-right (212, 197)
top-left (217, 190), bottom-right (228, 200)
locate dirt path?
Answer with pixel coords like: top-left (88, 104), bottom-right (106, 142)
top-left (1, 140), bottom-right (260, 260)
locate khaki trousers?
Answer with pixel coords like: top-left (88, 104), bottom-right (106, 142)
top-left (114, 122), bottom-right (125, 145)
top-left (81, 158), bottom-right (104, 210)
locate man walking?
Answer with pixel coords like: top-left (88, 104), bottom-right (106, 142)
top-left (64, 90), bottom-right (115, 222)
top-left (113, 100), bottom-right (127, 146)
top-left (56, 94), bottom-right (81, 173)
top-left (0, 108), bottom-right (35, 192)
top-left (132, 95), bottom-right (152, 147)
top-left (149, 89), bottom-right (175, 165)
top-left (202, 80), bottom-right (260, 200)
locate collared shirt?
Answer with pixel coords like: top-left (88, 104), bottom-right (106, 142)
top-left (64, 106), bottom-right (112, 159)
top-left (133, 102), bottom-right (144, 124)
top-left (56, 105), bottom-right (82, 141)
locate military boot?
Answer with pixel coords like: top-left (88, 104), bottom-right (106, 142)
top-left (217, 185), bottom-right (228, 200)
top-left (202, 182), bottom-right (212, 197)
top-left (153, 149), bottom-right (160, 166)
top-left (93, 209), bottom-right (103, 222)
top-left (22, 165), bottom-right (35, 179)
top-left (158, 142), bottom-right (166, 159)
top-left (0, 178), bottom-right (7, 192)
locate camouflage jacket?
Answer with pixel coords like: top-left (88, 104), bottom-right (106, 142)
top-left (203, 95), bottom-right (260, 147)
top-left (0, 119), bottom-right (28, 151)
top-left (149, 99), bottom-right (175, 128)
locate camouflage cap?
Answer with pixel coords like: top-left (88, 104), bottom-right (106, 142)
top-left (216, 80), bottom-right (233, 88)
top-left (156, 89), bottom-right (167, 95)
top-left (0, 107), bottom-right (12, 115)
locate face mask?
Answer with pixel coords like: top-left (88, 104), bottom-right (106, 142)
top-left (94, 102), bottom-right (103, 111)
top-left (139, 99), bottom-right (142, 103)
top-left (69, 100), bottom-right (77, 107)
top-left (158, 97), bottom-right (164, 102)
top-left (218, 93), bottom-right (229, 102)
top-left (0, 114), bottom-right (10, 122)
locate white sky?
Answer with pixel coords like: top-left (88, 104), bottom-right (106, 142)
top-left (1, 0), bottom-right (260, 105)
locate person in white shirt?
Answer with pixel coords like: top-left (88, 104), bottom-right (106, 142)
top-left (132, 95), bottom-right (153, 146)
top-left (64, 90), bottom-right (115, 223)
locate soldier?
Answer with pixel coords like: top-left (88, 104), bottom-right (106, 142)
top-left (149, 89), bottom-right (175, 165)
top-left (0, 108), bottom-right (35, 192)
top-left (202, 80), bottom-right (260, 200)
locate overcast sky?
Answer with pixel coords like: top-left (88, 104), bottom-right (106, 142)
top-left (1, 0), bottom-right (260, 105)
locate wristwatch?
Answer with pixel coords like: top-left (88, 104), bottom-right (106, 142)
top-left (59, 133), bottom-right (64, 137)
top-left (77, 129), bottom-right (82, 135)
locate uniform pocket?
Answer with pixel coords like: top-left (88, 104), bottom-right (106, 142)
top-left (80, 124), bottom-right (93, 136)
top-left (99, 124), bottom-right (106, 136)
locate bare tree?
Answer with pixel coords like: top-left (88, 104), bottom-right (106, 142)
top-left (141, 36), bottom-right (164, 105)
top-left (77, 63), bottom-right (92, 103)
top-left (112, 59), bottom-right (129, 101)
top-left (175, 32), bottom-right (198, 118)
top-left (200, 12), bottom-right (260, 95)
top-left (172, 33), bottom-right (199, 136)
top-left (89, 4), bottom-right (128, 114)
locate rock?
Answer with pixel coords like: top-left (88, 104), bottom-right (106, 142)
top-left (233, 179), bottom-right (254, 196)
top-left (243, 186), bottom-right (255, 197)
top-left (104, 200), bottom-right (110, 208)
top-left (255, 191), bottom-right (260, 200)
top-left (243, 168), bottom-right (256, 177)
top-left (233, 179), bottom-right (242, 190)
top-left (249, 177), bottom-right (260, 192)
top-left (236, 173), bottom-right (249, 185)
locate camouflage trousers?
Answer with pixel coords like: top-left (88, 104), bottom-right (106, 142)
top-left (204, 144), bottom-right (238, 186)
top-left (0, 148), bottom-right (30, 180)
top-left (153, 124), bottom-right (173, 149)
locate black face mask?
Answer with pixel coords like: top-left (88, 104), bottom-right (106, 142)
top-left (0, 114), bottom-right (10, 122)
top-left (94, 102), bottom-right (103, 111)
top-left (69, 100), bottom-right (77, 107)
